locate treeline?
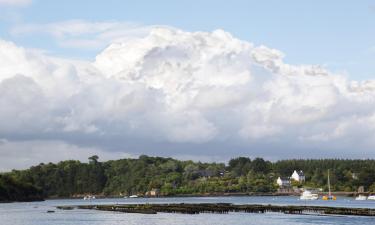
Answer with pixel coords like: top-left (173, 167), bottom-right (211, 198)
top-left (0, 174), bottom-right (43, 202)
top-left (274, 159), bottom-right (375, 191)
top-left (3, 156), bottom-right (375, 198)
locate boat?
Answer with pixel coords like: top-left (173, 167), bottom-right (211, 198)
top-left (129, 195), bottom-right (138, 198)
top-left (322, 195), bottom-right (336, 200)
top-left (83, 195), bottom-right (96, 200)
top-left (368, 195), bottom-right (375, 200)
top-left (355, 195), bottom-right (367, 201)
top-left (322, 169), bottom-right (336, 200)
top-left (300, 190), bottom-right (319, 200)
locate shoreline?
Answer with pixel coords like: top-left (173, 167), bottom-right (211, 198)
top-left (46, 193), bottom-right (293, 200)
top-left (0, 198), bottom-right (45, 203)
top-left (2, 191), bottom-right (361, 203)
top-left (46, 191), bottom-right (359, 200)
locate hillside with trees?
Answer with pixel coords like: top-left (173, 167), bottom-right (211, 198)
top-left (2, 155), bottom-right (375, 199)
top-left (0, 174), bottom-right (43, 202)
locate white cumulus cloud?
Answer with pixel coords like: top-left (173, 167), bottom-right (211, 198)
top-left (1, 26), bottom-right (375, 170)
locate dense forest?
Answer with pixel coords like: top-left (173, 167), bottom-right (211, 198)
top-left (0, 174), bottom-right (43, 202)
top-left (2, 155), bottom-right (375, 199)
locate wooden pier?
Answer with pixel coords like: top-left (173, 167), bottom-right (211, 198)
top-left (58, 203), bottom-right (375, 217)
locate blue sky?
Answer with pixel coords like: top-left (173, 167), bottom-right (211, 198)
top-left (1, 0), bottom-right (374, 80)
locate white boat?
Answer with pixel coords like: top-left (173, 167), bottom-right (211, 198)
top-left (368, 195), bottom-right (375, 200)
top-left (300, 190), bottom-right (319, 200)
top-left (83, 195), bottom-right (96, 200)
top-left (129, 195), bottom-right (138, 198)
top-left (355, 195), bottom-right (367, 201)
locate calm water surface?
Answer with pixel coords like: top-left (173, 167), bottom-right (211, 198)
top-left (1, 196), bottom-right (375, 225)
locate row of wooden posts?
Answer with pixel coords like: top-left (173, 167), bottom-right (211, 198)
top-left (57, 203), bottom-right (375, 217)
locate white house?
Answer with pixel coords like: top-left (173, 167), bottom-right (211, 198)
top-left (276, 177), bottom-right (291, 187)
top-left (291, 170), bottom-right (305, 182)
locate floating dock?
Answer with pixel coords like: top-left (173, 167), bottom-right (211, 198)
top-left (58, 203), bottom-right (375, 217)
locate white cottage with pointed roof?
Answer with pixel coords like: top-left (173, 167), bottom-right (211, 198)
top-left (291, 170), bottom-right (305, 182)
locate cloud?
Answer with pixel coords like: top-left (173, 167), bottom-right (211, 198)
top-left (0, 0), bottom-right (31, 6)
top-left (1, 26), bottom-right (375, 170)
top-left (0, 139), bottom-right (132, 171)
top-left (11, 20), bottom-right (157, 50)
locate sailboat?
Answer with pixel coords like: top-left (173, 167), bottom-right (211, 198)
top-left (322, 169), bottom-right (336, 200)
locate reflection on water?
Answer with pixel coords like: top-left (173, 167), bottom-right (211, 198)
top-left (1, 196), bottom-right (375, 225)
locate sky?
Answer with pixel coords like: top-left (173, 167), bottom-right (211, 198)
top-left (0, 0), bottom-right (375, 170)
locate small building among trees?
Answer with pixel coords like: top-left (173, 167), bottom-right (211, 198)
top-left (291, 170), bottom-right (305, 182)
top-left (145, 188), bottom-right (160, 197)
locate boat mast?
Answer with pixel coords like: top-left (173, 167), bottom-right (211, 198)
top-left (328, 169), bottom-right (331, 196)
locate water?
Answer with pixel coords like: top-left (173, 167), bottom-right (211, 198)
top-left (1, 196), bottom-right (375, 225)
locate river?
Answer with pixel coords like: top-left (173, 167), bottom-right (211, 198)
top-left (1, 196), bottom-right (374, 225)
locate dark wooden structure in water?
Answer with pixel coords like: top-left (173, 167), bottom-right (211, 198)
top-left (59, 203), bottom-right (375, 217)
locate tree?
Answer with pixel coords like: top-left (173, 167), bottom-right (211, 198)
top-left (88, 155), bottom-right (99, 164)
top-left (251, 158), bottom-right (270, 174)
top-left (228, 157), bottom-right (251, 176)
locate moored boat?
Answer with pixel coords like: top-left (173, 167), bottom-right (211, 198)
top-left (83, 195), bottom-right (96, 200)
top-left (355, 195), bottom-right (367, 201)
top-left (300, 190), bottom-right (319, 200)
top-left (322, 169), bottom-right (336, 201)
